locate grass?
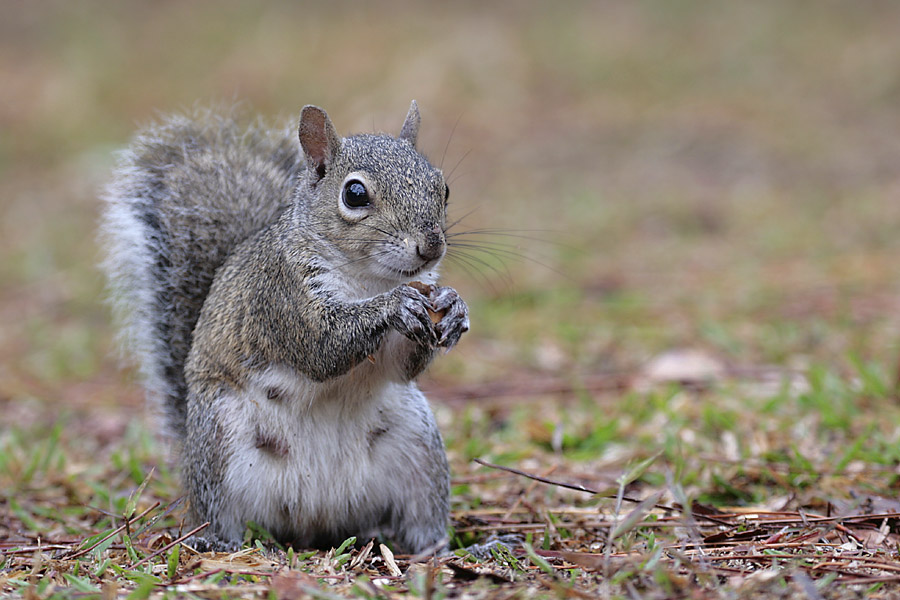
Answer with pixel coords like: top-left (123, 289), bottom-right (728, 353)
top-left (3, 0), bottom-right (900, 597)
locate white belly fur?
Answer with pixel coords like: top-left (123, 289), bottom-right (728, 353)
top-left (216, 350), bottom-right (443, 546)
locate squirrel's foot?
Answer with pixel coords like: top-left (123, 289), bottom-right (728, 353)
top-left (184, 533), bottom-right (241, 553)
top-left (464, 534), bottom-right (524, 561)
top-left (430, 286), bottom-right (469, 349)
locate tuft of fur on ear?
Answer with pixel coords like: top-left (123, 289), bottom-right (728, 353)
top-left (398, 100), bottom-right (420, 147)
top-left (299, 105), bottom-right (341, 183)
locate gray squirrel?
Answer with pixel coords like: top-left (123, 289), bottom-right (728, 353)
top-left (101, 101), bottom-right (469, 553)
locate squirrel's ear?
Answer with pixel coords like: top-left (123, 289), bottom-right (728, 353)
top-left (398, 100), bottom-right (420, 147)
top-left (299, 105), bottom-right (341, 183)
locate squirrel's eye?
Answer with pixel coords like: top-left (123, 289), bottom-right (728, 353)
top-left (444, 184), bottom-right (450, 202)
top-left (342, 180), bottom-right (371, 208)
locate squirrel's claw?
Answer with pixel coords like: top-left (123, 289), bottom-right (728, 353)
top-left (430, 286), bottom-right (469, 349)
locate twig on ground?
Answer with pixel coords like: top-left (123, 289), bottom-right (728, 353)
top-left (131, 521), bottom-right (210, 568)
top-left (66, 501), bottom-right (160, 560)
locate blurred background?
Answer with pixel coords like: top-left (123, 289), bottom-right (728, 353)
top-left (3, 0), bottom-right (900, 431)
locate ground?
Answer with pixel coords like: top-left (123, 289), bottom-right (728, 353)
top-left (3, 1), bottom-right (900, 598)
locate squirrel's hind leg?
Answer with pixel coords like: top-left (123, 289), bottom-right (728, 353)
top-left (379, 390), bottom-right (451, 555)
top-left (181, 389), bottom-right (253, 552)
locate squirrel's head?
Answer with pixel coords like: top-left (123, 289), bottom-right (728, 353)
top-left (295, 101), bottom-right (450, 287)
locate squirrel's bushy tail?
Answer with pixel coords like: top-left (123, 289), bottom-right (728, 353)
top-left (101, 109), bottom-right (301, 438)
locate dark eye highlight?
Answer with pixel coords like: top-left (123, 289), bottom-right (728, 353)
top-left (444, 183), bottom-right (450, 202)
top-left (342, 180), bottom-right (371, 208)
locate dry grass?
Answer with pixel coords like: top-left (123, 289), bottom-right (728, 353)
top-left (3, 1), bottom-right (900, 598)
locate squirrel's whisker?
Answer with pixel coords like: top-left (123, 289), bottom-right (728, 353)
top-left (446, 147), bottom-right (472, 183)
top-left (439, 112), bottom-right (463, 171)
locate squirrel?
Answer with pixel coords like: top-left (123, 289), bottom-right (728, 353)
top-left (100, 101), bottom-right (469, 553)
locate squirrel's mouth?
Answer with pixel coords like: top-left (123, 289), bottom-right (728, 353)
top-left (397, 266), bottom-right (425, 278)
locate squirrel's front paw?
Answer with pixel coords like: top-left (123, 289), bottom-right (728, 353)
top-left (391, 286), bottom-right (439, 347)
top-left (430, 286), bottom-right (469, 349)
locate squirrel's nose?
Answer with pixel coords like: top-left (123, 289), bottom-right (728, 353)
top-left (416, 225), bottom-right (445, 262)
top-left (416, 240), bottom-right (444, 262)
